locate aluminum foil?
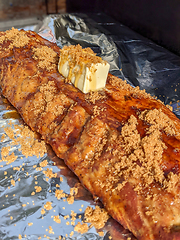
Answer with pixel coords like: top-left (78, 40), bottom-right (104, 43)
top-left (1, 12), bottom-right (180, 240)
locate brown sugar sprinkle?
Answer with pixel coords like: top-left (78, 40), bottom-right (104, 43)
top-left (74, 222), bottom-right (89, 234)
top-left (85, 91), bottom-right (106, 104)
top-left (84, 206), bottom-right (109, 229)
top-left (163, 172), bottom-right (179, 194)
top-left (1, 146), bottom-right (10, 159)
top-left (18, 234), bottom-right (22, 239)
top-left (45, 99), bottom-right (64, 117)
top-left (74, 206), bottom-right (109, 235)
top-left (95, 111), bottom-right (179, 196)
top-left (44, 201), bottom-right (53, 211)
top-left (61, 44), bottom-right (104, 68)
top-left (117, 114), bottom-right (166, 191)
top-left (1, 152), bottom-right (18, 165)
top-left (109, 75), bottom-right (152, 99)
top-left (41, 208), bottom-right (46, 215)
top-left (1, 134), bottom-right (6, 142)
top-left (39, 160), bottom-right (48, 168)
top-left (92, 105), bottom-right (104, 117)
top-left (64, 215), bottom-right (70, 220)
top-left (70, 231), bottom-right (74, 237)
top-left (94, 135), bottom-right (108, 162)
top-left (39, 81), bottom-right (57, 102)
top-left (66, 196), bottom-right (74, 205)
top-left (70, 187), bottom-right (78, 196)
top-left (53, 215), bottom-right (61, 224)
top-left (4, 127), bottom-right (14, 139)
top-left (34, 186), bottom-right (42, 193)
top-left (11, 179), bottom-right (15, 186)
top-left (71, 210), bottom-right (77, 221)
top-left (43, 168), bottom-right (57, 179)
top-left (55, 189), bottom-right (66, 200)
top-left (98, 231), bottom-right (104, 237)
top-left (0, 28), bottom-right (30, 49)
top-left (139, 108), bottom-right (177, 136)
top-left (12, 125), bottom-right (47, 158)
top-left (1, 123), bottom-right (46, 160)
top-left (32, 46), bottom-right (58, 71)
top-left (48, 226), bottom-right (54, 234)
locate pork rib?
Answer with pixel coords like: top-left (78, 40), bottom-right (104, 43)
top-left (1, 28), bottom-right (180, 240)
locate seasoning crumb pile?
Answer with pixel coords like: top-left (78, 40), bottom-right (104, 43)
top-left (74, 205), bottom-right (109, 236)
top-left (1, 123), bottom-right (47, 162)
top-left (0, 27), bottom-right (30, 49)
top-left (0, 120), bottom-right (110, 238)
top-left (32, 46), bottom-right (58, 71)
top-left (84, 205), bottom-right (109, 229)
top-left (85, 90), bottom-right (106, 104)
top-left (95, 110), bottom-right (180, 198)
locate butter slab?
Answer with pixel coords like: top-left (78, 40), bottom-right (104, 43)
top-left (58, 44), bottom-right (110, 93)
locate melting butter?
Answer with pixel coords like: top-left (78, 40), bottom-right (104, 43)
top-left (58, 44), bottom-right (110, 93)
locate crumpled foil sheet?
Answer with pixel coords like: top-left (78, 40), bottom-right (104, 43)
top-left (1, 12), bottom-right (180, 240)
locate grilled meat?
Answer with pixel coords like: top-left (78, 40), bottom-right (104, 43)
top-left (1, 28), bottom-right (180, 240)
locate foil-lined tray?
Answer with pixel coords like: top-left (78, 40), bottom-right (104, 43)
top-left (1, 13), bottom-right (180, 240)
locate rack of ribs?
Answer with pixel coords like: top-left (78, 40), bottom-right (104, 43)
top-left (0, 28), bottom-right (180, 240)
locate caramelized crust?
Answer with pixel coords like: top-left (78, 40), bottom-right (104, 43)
top-left (0, 28), bottom-right (180, 240)
top-left (50, 104), bottom-right (89, 158)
